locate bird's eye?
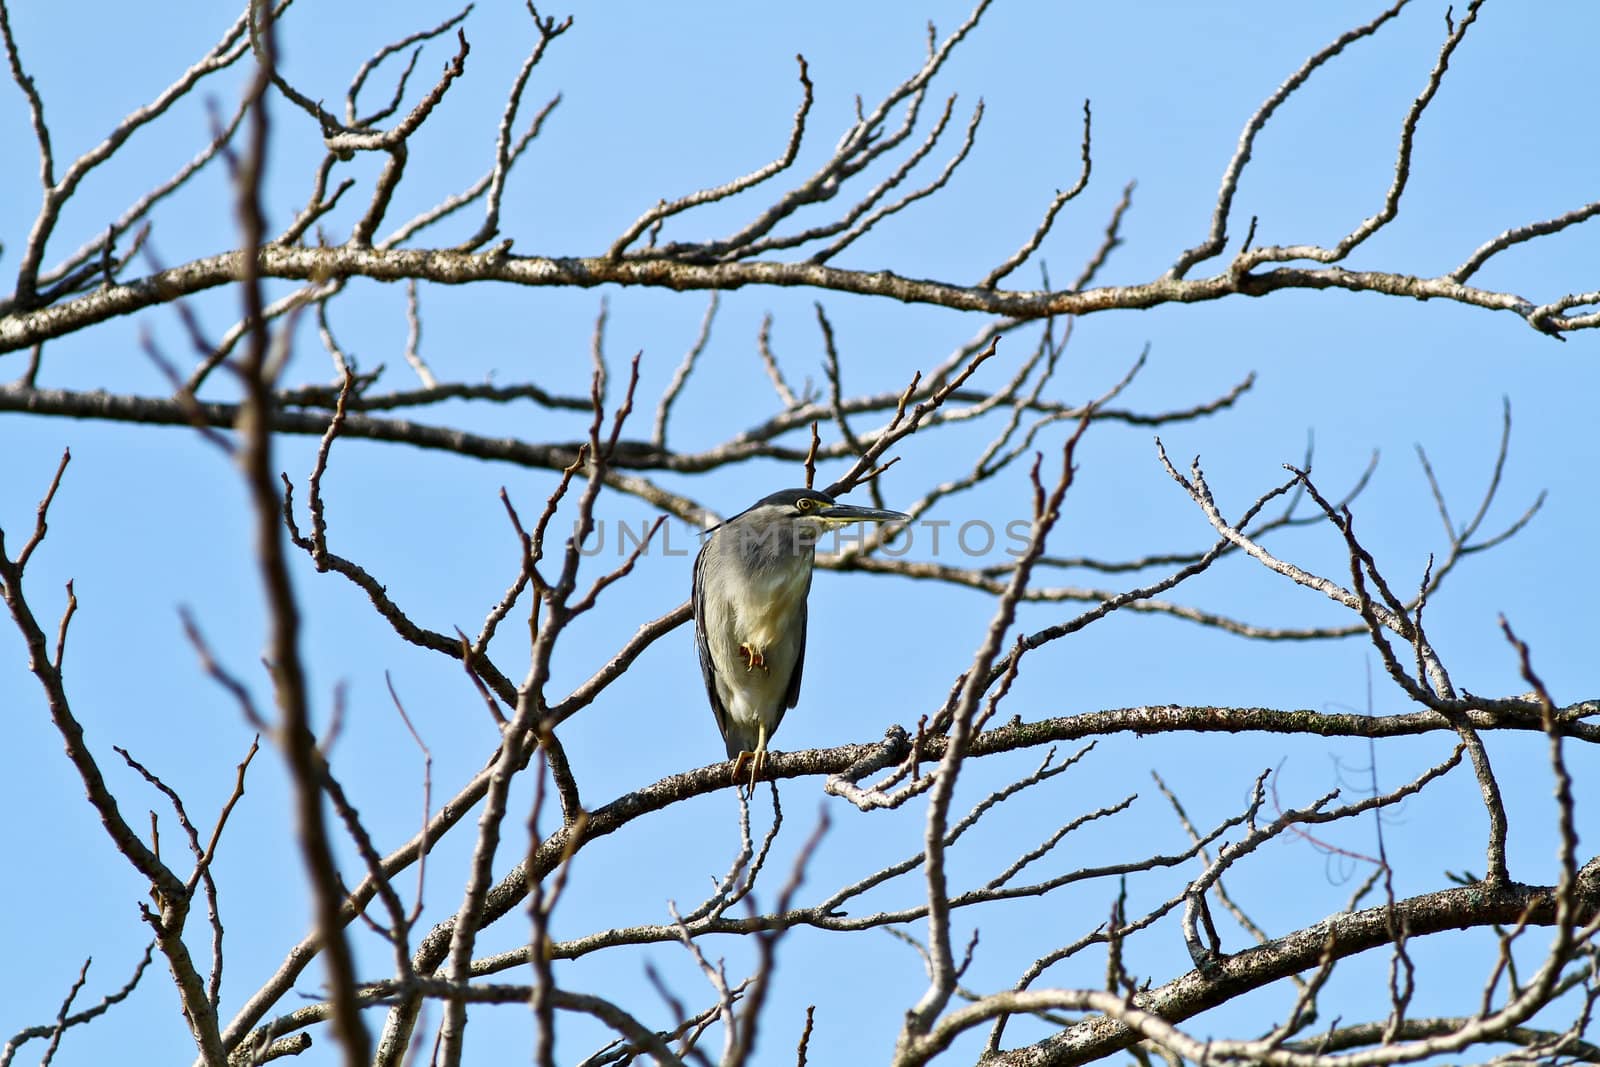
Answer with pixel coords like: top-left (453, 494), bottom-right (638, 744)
top-left (796, 498), bottom-right (814, 511)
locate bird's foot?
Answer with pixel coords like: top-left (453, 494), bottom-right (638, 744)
top-left (730, 747), bottom-right (768, 793)
top-left (738, 642), bottom-right (767, 672)
top-left (732, 720), bottom-right (771, 794)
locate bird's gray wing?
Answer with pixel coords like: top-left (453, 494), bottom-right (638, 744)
top-left (778, 568), bottom-right (813, 721)
top-left (692, 535), bottom-right (732, 746)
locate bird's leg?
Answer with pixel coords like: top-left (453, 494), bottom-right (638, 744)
top-left (730, 722), bottom-right (769, 793)
top-left (749, 722), bottom-right (768, 792)
top-left (731, 750), bottom-right (753, 789)
top-left (738, 642), bottom-right (767, 672)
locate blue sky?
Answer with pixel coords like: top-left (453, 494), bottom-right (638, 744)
top-left (1, 2), bottom-right (1596, 1064)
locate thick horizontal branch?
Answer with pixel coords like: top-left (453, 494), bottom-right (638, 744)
top-left (0, 386), bottom-right (1225, 544)
top-left (968, 699), bottom-right (1600, 747)
top-left (0, 245), bottom-right (1578, 354)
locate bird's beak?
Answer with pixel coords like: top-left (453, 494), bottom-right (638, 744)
top-left (816, 502), bottom-right (909, 525)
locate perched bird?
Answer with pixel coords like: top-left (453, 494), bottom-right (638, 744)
top-left (692, 487), bottom-right (907, 789)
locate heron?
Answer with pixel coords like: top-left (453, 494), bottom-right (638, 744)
top-left (692, 487), bottom-right (907, 789)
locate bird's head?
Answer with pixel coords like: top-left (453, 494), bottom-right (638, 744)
top-left (742, 487), bottom-right (908, 531)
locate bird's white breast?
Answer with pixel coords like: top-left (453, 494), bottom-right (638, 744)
top-left (735, 564), bottom-right (809, 651)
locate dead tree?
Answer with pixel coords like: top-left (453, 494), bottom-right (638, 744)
top-left (0, 2), bottom-right (1595, 1066)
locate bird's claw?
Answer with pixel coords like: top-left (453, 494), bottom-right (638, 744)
top-left (731, 748), bottom-right (768, 793)
top-left (732, 720), bottom-right (770, 793)
top-left (738, 643), bottom-right (767, 672)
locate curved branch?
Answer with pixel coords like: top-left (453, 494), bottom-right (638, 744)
top-left (5, 244), bottom-right (1590, 356)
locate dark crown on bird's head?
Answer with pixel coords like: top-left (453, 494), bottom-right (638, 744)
top-left (748, 487), bottom-right (836, 515)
